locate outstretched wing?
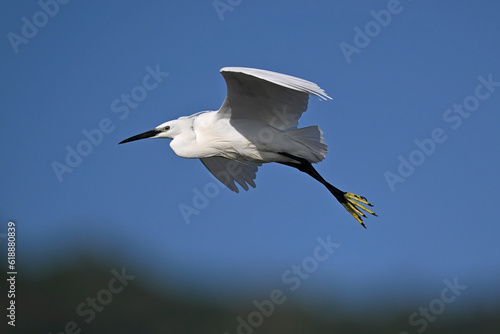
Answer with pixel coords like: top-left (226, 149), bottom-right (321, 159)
top-left (200, 156), bottom-right (261, 193)
top-left (217, 67), bottom-right (331, 130)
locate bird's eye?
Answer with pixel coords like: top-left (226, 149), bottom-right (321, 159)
top-left (164, 126), bottom-right (170, 131)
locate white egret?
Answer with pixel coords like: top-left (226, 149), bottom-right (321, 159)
top-left (119, 67), bottom-right (376, 227)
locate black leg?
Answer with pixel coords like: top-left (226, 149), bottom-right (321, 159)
top-left (277, 152), bottom-right (377, 228)
top-left (277, 152), bottom-right (345, 202)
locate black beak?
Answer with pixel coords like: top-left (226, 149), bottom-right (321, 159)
top-left (119, 129), bottom-right (161, 144)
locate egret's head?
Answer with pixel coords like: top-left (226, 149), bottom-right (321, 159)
top-left (118, 120), bottom-right (178, 144)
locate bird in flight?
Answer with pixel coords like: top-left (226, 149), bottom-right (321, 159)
top-left (119, 67), bottom-right (376, 227)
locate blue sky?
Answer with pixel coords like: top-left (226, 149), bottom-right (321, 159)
top-left (1, 0), bottom-right (500, 311)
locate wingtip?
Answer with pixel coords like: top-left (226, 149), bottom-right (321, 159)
top-left (317, 92), bottom-right (333, 101)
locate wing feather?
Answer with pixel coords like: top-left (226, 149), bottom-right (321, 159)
top-left (200, 156), bottom-right (261, 193)
top-left (217, 67), bottom-right (331, 130)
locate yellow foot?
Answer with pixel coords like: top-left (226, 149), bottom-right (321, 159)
top-left (340, 192), bottom-right (377, 228)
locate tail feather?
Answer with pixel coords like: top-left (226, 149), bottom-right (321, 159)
top-left (286, 126), bottom-right (328, 163)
